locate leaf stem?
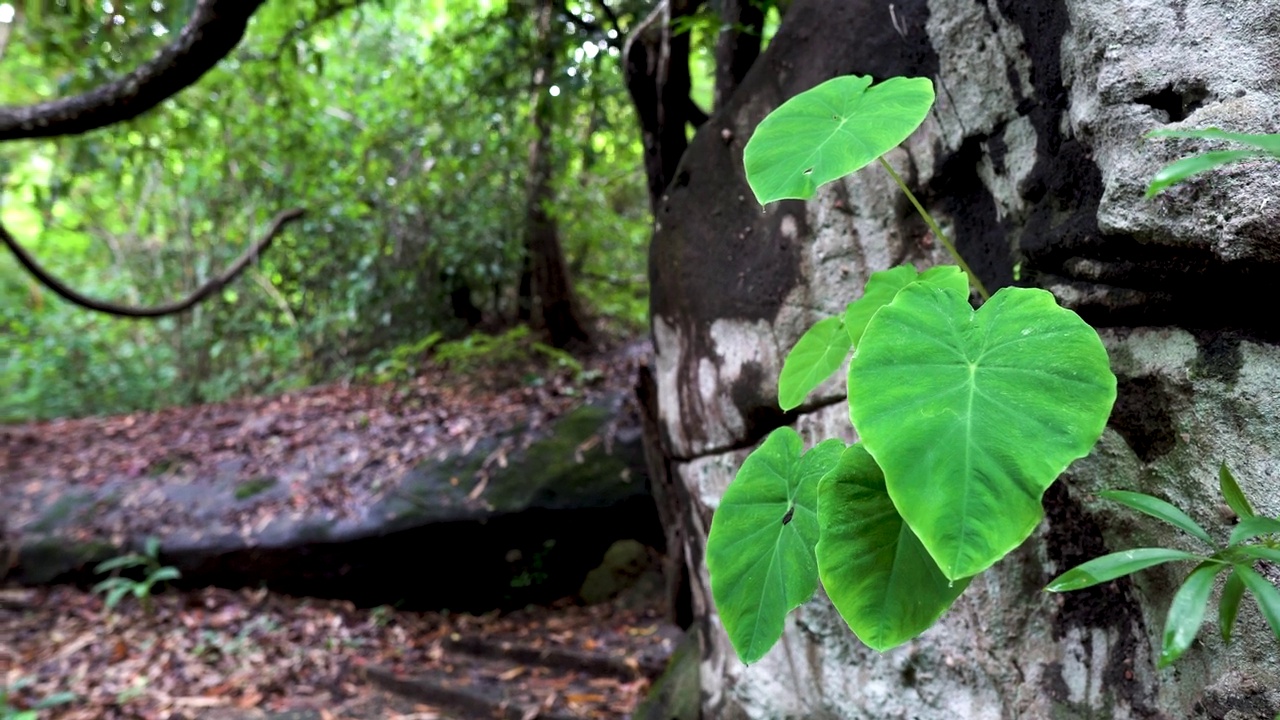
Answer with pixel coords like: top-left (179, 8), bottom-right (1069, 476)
top-left (876, 156), bottom-right (990, 300)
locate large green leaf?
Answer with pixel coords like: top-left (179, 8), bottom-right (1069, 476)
top-left (815, 444), bottom-right (970, 651)
top-left (706, 428), bottom-right (845, 663)
top-left (1100, 490), bottom-right (1214, 545)
top-left (1045, 548), bottom-right (1208, 592)
top-left (1160, 561), bottom-right (1227, 667)
top-left (743, 75), bottom-right (935, 204)
top-left (848, 284), bottom-right (1117, 579)
top-left (778, 316), bottom-right (851, 411)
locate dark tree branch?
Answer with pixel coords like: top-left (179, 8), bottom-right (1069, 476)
top-left (0, 0), bottom-right (268, 141)
top-left (0, 208), bottom-right (304, 318)
top-left (713, 0), bottom-right (765, 111)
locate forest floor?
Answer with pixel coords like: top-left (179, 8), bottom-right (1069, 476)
top-left (1, 337), bottom-right (677, 719)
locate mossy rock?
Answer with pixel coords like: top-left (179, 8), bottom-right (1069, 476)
top-left (632, 629), bottom-right (701, 720)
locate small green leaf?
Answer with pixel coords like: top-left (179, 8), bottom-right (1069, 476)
top-left (1219, 570), bottom-right (1245, 644)
top-left (706, 428), bottom-right (845, 663)
top-left (1046, 548), bottom-right (1208, 592)
top-left (849, 285), bottom-right (1117, 579)
top-left (843, 265), bottom-right (919, 346)
top-left (778, 316), bottom-right (851, 411)
top-left (1218, 464), bottom-right (1255, 519)
top-left (1229, 516), bottom-right (1280, 546)
top-left (144, 536), bottom-right (161, 559)
top-left (1145, 149), bottom-right (1269, 197)
top-left (94, 554), bottom-right (147, 574)
top-left (744, 75), bottom-right (935, 204)
top-left (105, 584), bottom-right (132, 609)
top-left (816, 444), bottom-right (970, 651)
top-left (1101, 490), bottom-right (1215, 546)
top-left (1160, 561), bottom-right (1226, 667)
top-left (148, 567), bottom-right (182, 583)
top-left (1235, 565), bottom-right (1280, 641)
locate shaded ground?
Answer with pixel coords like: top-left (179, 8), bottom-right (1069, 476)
top-left (0, 583), bottom-right (677, 719)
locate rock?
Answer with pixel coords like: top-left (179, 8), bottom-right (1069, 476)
top-left (646, 0), bottom-right (1280, 717)
top-left (578, 538), bottom-right (664, 606)
top-left (632, 630), bottom-right (701, 720)
top-left (9, 392), bottom-right (661, 612)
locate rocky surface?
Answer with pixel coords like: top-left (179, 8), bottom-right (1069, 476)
top-left (647, 0), bottom-right (1280, 717)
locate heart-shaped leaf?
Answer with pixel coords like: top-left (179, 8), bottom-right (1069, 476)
top-left (815, 444), bottom-right (970, 651)
top-left (844, 265), bottom-right (968, 346)
top-left (778, 316), bottom-right (851, 411)
top-left (848, 284), bottom-right (1117, 579)
top-left (706, 428), bottom-right (845, 663)
top-left (743, 75), bottom-right (935, 204)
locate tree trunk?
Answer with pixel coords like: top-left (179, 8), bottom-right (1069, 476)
top-left (643, 0), bottom-right (1280, 717)
top-left (518, 0), bottom-right (591, 348)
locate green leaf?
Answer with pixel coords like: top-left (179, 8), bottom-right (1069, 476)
top-left (1046, 548), bottom-right (1208, 592)
top-left (1219, 570), bottom-right (1245, 644)
top-left (105, 584), bottom-right (132, 609)
top-left (916, 265), bottom-right (970, 296)
top-left (1235, 565), bottom-right (1280, 641)
top-left (148, 566), bottom-right (182, 583)
top-left (743, 75), bottom-right (935, 204)
top-left (706, 428), bottom-right (845, 663)
top-left (1218, 464), bottom-right (1255, 519)
top-left (815, 444), bottom-right (970, 651)
top-left (94, 554), bottom-right (147, 574)
top-left (842, 265), bottom-right (919, 346)
top-left (1229, 516), bottom-right (1280, 546)
top-left (778, 316), bottom-right (851, 411)
top-left (1147, 127), bottom-right (1280, 154)
top-left (1145, 149), bottom-right (1270, 197)
top-left (1100, 490), bottom-right (1215, 546)
top-left (1160, 561), bottom-right (1226, 667)
top-left (1234, 545), bottom-right (1280, 564)
top-left (847, 285), bottom-right (1117, 579)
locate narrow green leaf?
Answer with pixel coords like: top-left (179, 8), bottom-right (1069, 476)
top-left (1101, 490), bottom-right (1215, 545)
top-left (743, 75), bottom-right (935, 204)
top-left (148, 566), bottom-right (182, 583)
top-left (144, 536), bottom-right (161, 559)
top-left (1147, 127), bottom-right (1280, 154)
top-left (94, 554), bottom-right (147, 574)
top-left (706, 428), bottom-right (845, 663)
top-left (1160, 561), bottom-right (1227, 667)
top-left (105, 584), bottom-right (132, 609)
top-left (815, 444), bottom-right (970, 652)
top-left (1234, 545), bottom-right (1280, 564)
top-left (1145, 149), bottom-right (1269, 197)
top-left (1046, 548), bottom-right (1208, 592)
top-left (1218, 464), bottom-right (1255, 519)
top-left (1229, 516), bottom-right (1280, 546)
top-left (778, 316), bottom-right (851, 411)
top-left (1235, 565), bottom-right (1280, 641)
top-left (1219, 570), bottom-right (1245, 644)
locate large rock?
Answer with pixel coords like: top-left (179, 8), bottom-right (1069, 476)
top-left (10, 393), bottom-right (661, 611)
top-left (648, 0), bottom-right (1280, 717)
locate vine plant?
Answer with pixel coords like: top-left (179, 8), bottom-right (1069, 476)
top-left (704, 75), bottom-right (1118, 662)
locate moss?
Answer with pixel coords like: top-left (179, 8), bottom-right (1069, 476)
top-left (234, 476), bottom-right (279, 501)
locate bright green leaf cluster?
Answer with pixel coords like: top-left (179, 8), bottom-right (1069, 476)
top-left (708, 73), bottom-right (1118, 664)
top-left (1047, 464), bottom-right (1280, 666)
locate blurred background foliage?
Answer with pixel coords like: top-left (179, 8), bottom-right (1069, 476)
top-left (0, 0), bottom-right (662, 421)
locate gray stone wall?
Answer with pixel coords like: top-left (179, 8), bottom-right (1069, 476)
top-left (649, 0), bottom-right (1280, 717)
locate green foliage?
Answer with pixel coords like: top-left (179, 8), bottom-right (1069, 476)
top-left (704, 428), bottom-right (843, 663)
top-left (0, 678), bottom-right (75, 720)
top-left (91, 536), bottom-right (181, 615)
top-left (742, 75), bottom-right (934, 204)
top-left (705, 74), bottom-right (1117, 661)
top-left (1146, 128), bottom-right (1280, 196)
top-left (434, 326), bottom-right (582, 379)
top-left (1, 0), bottom-right (650, 420)
top-left (1048, 465), bottom-right (1280, 667)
